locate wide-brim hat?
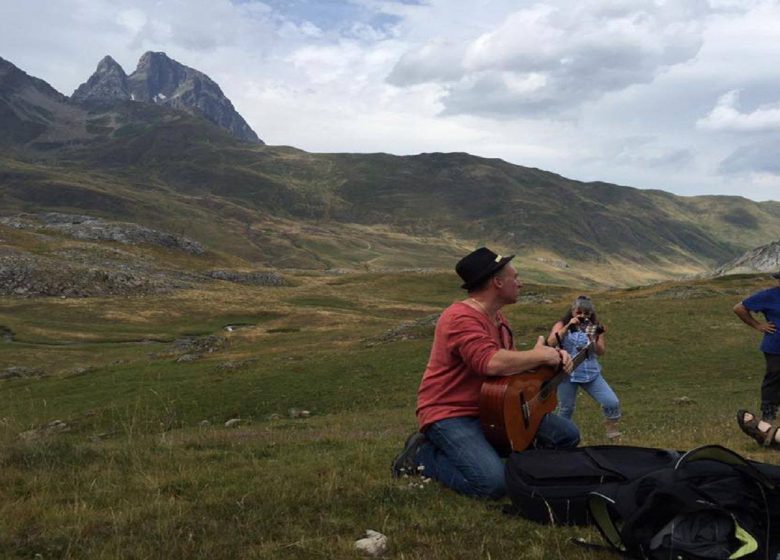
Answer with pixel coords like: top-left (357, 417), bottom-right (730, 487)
top-left (456, 247), bottom-right (514, 290)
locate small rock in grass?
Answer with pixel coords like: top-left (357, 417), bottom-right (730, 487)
top-left (354, 529), bottom-right (387, 556)
top-left (176, 353), bottom-right (198, 363)
top-left (224, 418), bottom-right (241, 428)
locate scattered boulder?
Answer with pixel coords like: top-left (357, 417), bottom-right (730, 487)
top-left (364, 314), bottom-right (439, 346)
top-left (224, 418), bottom-right (241, 428)
top-left (354, 530), bottom-right (387, 557)
top-left (215, 360), bottom-right (252, 371)
top-left (207, 269), bottom-right (285, 286)
top-left (288, 408), bottom-right (311, 419)
top-left (0, 366), bottom-right (44, 380)
top-left (0, 325), bottom-right (13, 341)
top-left (673, 396), bottom-right (696, 405)
top-left (175, 353), bottom-right (199, 363)
top-left (173, 335), bottom-right (225, 356)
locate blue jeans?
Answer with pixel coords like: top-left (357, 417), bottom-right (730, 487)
top-left (557, 374), bottom-right (621, 420)
top-left (415, 414), bottom-right (580, 499)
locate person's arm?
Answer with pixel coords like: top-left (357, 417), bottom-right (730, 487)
top-left (485, 336), bottom-right (573, 376)
top-left (593, 324), bottom-right (607, 355)
top-left (547, 320), bottom-right (569, 347)
top-left (733, 303), bottom-right (777, 334)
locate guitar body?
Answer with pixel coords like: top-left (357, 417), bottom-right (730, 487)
top-left (479, 366), bottom-right (560, 454)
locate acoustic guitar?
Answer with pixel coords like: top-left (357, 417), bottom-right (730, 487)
top-left (479, 326), bottom-right (598, 454)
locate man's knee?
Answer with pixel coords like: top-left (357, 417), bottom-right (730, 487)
top-left (471, 477), bottom-right (506, 500)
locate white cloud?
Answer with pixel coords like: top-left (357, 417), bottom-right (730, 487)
top-left (2, 0), bottom-right (780, 201)
top-left (388, 1), bottom-right (707, 117)
top-left (698, 90), bottom-right (780, 132)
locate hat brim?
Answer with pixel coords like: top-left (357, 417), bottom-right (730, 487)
top-left (460, 254), bottom-right (514, 290)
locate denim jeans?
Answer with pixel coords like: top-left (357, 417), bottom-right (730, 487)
top-left (415, 414), bottom-right (580, 499)
top-left (557, 374), bottom-right (621, 420)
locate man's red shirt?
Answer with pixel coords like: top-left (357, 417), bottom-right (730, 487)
top-left (416, 301), bottom-right (513, 431)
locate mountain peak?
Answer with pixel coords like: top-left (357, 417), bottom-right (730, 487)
top-left (96, 55), bottom-right (124, 73)
top-left (70, 52), bottom-right (261, 143)
top-left (137, 51), bottom-right (173, 65)
top-left (72, 55), bottom-right (129, 103)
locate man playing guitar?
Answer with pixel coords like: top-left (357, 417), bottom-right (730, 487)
top-left (391, 247), bottom-right (580, 499)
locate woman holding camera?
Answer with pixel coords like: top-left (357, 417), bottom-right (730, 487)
top-left (547, 295), bottom-right (622, 440)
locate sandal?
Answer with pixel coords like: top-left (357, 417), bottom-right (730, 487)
top-left (737, 409), bottom-right (780, 448)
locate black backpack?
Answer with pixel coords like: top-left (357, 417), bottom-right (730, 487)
top-left (504, 445), bottom-right (682, 525)
top-left (588, 445), bottom-right (780, 560)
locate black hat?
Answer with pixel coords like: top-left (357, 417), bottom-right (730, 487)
top-left (456, 247), bottom-right (515, 291)
top-left (772, 270), bottom-right (780, 279)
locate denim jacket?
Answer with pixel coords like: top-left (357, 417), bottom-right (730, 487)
top-left (562, 329), bottom-right (602, 383)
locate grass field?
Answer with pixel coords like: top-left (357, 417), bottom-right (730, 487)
top-left (0, 270), bottom-right (778, 559)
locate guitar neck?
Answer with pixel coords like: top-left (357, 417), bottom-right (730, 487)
top-left (571, 338), bottom-right (595, 370)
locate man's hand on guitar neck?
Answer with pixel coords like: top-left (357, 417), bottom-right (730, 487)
top-left (484, 336), bottom-right (574, 376)
top-left (534, 335), bottom-right (574, 374)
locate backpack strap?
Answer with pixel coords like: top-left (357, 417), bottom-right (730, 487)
top-left (588, 492), bottom-right (627, 554)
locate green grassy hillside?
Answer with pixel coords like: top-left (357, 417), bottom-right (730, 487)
top-left (0, 271), bottom-right (778, 558)
top-left (3, 99), bottom-right (780, 285)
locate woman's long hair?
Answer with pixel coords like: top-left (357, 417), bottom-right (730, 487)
top-left (559, 295), bottom-right (598, 331)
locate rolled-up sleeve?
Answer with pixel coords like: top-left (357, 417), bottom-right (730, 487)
top-left (447, 315), bottom-right (500, 376)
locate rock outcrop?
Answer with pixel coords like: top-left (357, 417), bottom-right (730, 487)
top-left (0, 249), bottom-right (194, 297)
top-left (713, 239), bottom-right (780, 276)
top-left (207, 269), bottom-right (284, 286)
top-left (0, 213), bottom-right (204, 254)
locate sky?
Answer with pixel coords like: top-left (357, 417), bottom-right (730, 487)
top-left (2, 0), bottom-right (780, 202)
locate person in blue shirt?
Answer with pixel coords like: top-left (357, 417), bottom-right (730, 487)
top-left (548, 295), bottom-right (621, 440)
top-left (734, 271), bottom-right (780, 447)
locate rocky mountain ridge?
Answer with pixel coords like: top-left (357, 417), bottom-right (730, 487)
top-left (72, 52), bottom-right (261, 144)
top-left (0, 56), bottom-right (89, 145)
top-left (713, 239), bottom-right (780, 277)
top-left (0, 53), bottom-right (260, 147)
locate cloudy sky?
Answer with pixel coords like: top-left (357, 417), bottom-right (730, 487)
top-left (2, 0), bottom-right (780, 201)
